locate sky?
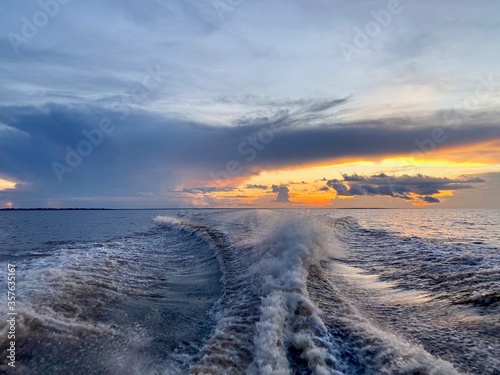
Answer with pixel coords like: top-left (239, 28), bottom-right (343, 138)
top-left (1, 0), bottom-right (500, 208)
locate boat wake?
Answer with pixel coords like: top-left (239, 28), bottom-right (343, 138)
top-left (2, 209), bottom-right (497, 374)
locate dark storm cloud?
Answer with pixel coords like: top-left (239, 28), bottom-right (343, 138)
top-left (272, 185), bottom-right (290, 203)
top-left (327, 173), bottom-right (486, 204)
top-left (0, 103), bottom-right (498, 206)
top-left (239, 113), bottom-right (500, 171)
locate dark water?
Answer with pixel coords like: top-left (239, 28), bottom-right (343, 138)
top-left (0, 209), bottom-right (498, 374)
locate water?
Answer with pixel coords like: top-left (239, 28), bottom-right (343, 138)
top-left (0, 209), bottom-right (498, 374)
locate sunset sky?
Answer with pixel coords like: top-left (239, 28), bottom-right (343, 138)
top-left (1, 0), bottom-right (499, 208)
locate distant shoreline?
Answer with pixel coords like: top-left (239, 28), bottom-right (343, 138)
top-left (1, 207), bottom-right (491, 211)
top-left (0, 208), bottom-right (111, 211)
top-left (0, 207), bottom-right (395, 211)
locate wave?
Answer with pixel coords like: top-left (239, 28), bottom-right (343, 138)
top-left (2, 210), bottom-right (496, 374)
top-left (190, 213), bottom-right (343, 374)
top-left (187, 211), bottom-right (463, 374)
top-left (0, 218), bottom-right (224, 375)
top-left (339, 221), bottom-right (500, 315)
top-left (452, 291), bottom-right (500, 307)
top-left (308, 263), bottom-right (462, 375)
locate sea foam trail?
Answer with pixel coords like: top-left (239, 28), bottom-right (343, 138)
top-left (191, 212), bottom-right (346, 374)
top-left (309, 262), bottom-right (462, 375)
top-left (328, 214), bottom-right (499, 374)
top-left (188, 211), bottom-right (466, 374)
top-left (249, 217), bottom-right (345, 375)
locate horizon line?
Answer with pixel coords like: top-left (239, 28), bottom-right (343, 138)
top-left (1, 207), bottom-right (496, 211)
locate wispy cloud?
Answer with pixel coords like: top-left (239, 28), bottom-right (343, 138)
top-left (183, 186), bottom-right (235, 194)
top-left (245, 184), bottom-right (268, 190)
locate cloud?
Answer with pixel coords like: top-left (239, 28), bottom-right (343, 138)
top-left (272, 184), bottom-right (290, 202)
top-left (245, 184), bottom-right (268, 190)
top-left (306, 98), bottom-right (350, 113)
top-left (327, 173), bottom-right (486, 204)
top-left (422, 196), bottom-right (440, 203)
top-left (182, 187), bottom-right (235, 194)
top-left (1, 0), bottom-right (500, 209)
top-left (0, 102), bottom-right (498, 207)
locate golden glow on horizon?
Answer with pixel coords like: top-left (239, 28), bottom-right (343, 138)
top-left (0, 179), bottom-right (16, 191)
top-left (194, 139), bottom-right (500, 207)
top-left (209, 189), bottom-right (267, 206)
top-left (380, 157), bottom-right (486, 168)
top-left (292, 189), bottom-right (336, 207)
top-left (431, 139), bottom-right (500, 164)
top-left (412, 201), bottom-right (429, 207)
top-left (240, 158), bottom-right (499, 191)
top-left (203, 137), bottom-right (500, 192)
top-left (203, 160), bottom-right (497, 207)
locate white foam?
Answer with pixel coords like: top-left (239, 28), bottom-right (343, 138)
top-left (248, 214), bottom-right (346, 374)
top-left (333, 263), bottom-right (432, 303)
top-left (253, 291), bottom-right (290, 375)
